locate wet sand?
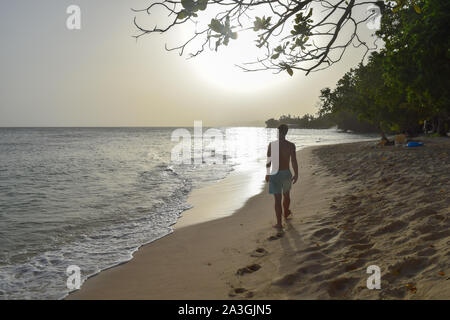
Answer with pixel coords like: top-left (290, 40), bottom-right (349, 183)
top-left (67, 138), bottom-right (449, 299)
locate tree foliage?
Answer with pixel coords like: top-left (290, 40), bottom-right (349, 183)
top-left (379, 0), bottom-right (450, 134)
top-left (265, 114), bottom-right (335, 129)
top-left (318, 0), bottom-right (450, 137)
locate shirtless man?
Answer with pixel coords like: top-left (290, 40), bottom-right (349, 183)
top-left (265, 124), bottom-right (299, 229)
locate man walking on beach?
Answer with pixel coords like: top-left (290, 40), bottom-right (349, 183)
top-left (265, 124), bottom-right (298, 229)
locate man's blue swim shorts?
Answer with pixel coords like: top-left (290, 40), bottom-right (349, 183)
top-left (269, 170), bottom-right (292, 194)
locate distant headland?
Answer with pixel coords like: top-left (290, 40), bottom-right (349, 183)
top-left (265, 113), bottom-right (378, 134)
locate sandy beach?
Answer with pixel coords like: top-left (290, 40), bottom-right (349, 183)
top-left (67, 138), bottom-right (449, 300)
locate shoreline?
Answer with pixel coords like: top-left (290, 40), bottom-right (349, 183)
top-left (175, 161), bottom-right (266, 229)
top-left (67, 139), bottom-right (449, 299)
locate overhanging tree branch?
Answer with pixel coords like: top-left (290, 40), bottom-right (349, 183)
top-left (132, 0), bottom-right (387, 75)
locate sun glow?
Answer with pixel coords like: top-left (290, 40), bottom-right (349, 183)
top-left (170, 10), bottom-right (290, 93)
top-left (189, 31), bottom-right (289, 93)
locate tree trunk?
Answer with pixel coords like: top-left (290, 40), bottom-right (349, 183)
top-left (431, 116), bottom-right (437, 133)
top-left (436, 116), bottom-right (447, 136)
top-left (379, 122), bottom-right (388, 141)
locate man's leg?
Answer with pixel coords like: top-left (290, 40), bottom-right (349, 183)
top-left (283, 192), bottom-right (291, 219)
top-left (274, 194), bottom-right (282, 228)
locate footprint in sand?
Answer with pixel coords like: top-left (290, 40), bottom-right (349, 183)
top-left (267, 232), bottom-right (284, 241)
top-left (312, 227), bottom-right (340, 242)
top-left (384, 256), bottom-right (429, 282)
top-left (250, 248), bottom-right (268, 257)
top-left (236, 264), bottom-right (261, 276)
top-left (228, 287), bottom-right (254, 298)
top-left (326, 277), bottom-right (359, 298)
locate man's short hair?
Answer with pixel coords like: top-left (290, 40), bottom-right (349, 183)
top-left (278, 124), bottom-right (288, 136)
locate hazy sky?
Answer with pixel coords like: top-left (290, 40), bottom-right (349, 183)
top-left (0, 1), bottom-right (379, 127)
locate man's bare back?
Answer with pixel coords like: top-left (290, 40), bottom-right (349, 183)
top-left (266, 138), bottom-right (298, 178)
top-left (273, 139), bottom-right (296, 171)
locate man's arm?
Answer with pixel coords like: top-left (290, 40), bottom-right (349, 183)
top-left (291, 143), bottom-right (298, 184)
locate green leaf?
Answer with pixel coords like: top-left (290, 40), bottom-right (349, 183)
top-left (209, 19), bottom-right (224, 34)
top-left (274, 45), bottom-right (283, 53)
top-left (253, 17), bottom-right (262, 31)
top-left (286, 66), bottom-right (293, 76)
top-left (181, 0), bottom-right (195, 12)
top-left (253, 16), bottom-right (272, 32)
top-left (413, 4), bottom-right (421, 14)
top-left (197, 0), bottom-right (208, 11)
top-left (177, 10), bottom-right (189, 20)
top-left (271, 53), bottom-right (280, 60)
